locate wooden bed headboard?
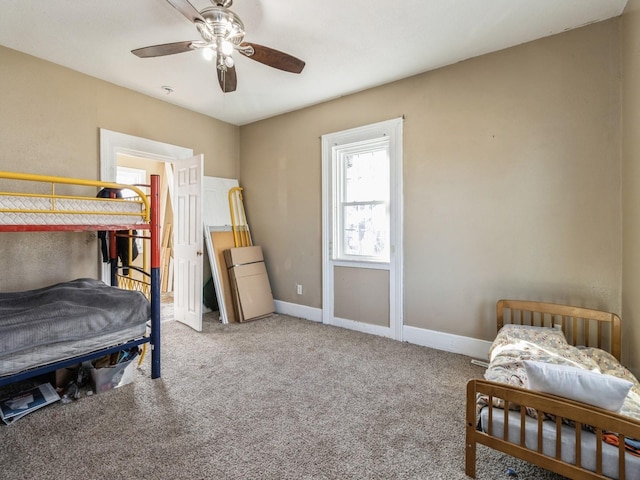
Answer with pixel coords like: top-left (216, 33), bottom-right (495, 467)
top-left (496, 299), bottom-right (621, 361)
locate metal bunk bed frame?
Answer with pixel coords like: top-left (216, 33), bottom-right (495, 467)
top-left (0, 172), bottom-right (161, 387)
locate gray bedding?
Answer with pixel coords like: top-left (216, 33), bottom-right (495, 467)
top-left (0, 278), bottom-right (150, 359)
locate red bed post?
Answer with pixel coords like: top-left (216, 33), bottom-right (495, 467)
top-left (150, 174), bottom-right (161, 379)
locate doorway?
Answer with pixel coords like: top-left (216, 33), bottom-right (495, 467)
top-left (99, 129), bottom-right (205, 331)
top-left (321, 118), bottom-right (404, 340)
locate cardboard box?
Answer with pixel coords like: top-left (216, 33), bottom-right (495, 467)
top-left (88, 357), bottom-right (137, 394)
top-left (223, 245), bottom-right (264, 267)
top-left (224, 246), bottom-right (275, 322)
top-left (229, 261), bottom-right (275, 321)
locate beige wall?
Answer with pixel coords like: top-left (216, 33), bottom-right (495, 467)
top-left (0, 45), bottom-right (239, 291)
top-left (240, 20), bottom-right (622, 345)
top-left (334, 267), bottom-right (389, 327)
top-left (622, 0), bottom-right (640, 375)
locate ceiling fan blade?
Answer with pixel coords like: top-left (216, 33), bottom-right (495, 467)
top-left (217, 65), bottom-right (237, 93)
top-left (239, 42), bottom-right (305, 74)
top-left (132, 41), bottom-right (195, 58)
top-left (166, 0), bottom-right (206, 24)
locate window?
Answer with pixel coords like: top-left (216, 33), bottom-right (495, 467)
top-left (334, 138), bottom-right (390, 262)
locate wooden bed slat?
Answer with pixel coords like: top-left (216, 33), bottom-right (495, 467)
top-left (575, 422), bottom-right (582, 470)
top-left (537, 414), bottom-right (543, 453)
top-left (504, 401), bottom-right (510, 442)
top-left (520, 408), bottom-right (526, 447)
top-left (596, 429), bottom-right (603, 475)
top-left (619, 434), bottom-right (626, 480)
top-left (556, 416), bottom-right (562, 460)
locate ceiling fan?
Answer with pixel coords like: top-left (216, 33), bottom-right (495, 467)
top-left (132, 0), bottom-right (306, 93)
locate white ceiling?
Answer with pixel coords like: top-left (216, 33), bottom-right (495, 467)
top-left (0, 0), bottom-right (628, 126)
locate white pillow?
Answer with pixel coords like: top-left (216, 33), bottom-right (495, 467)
top-left (523, 360), bottom-right (633, 411)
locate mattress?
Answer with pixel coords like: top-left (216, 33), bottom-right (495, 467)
top-left (0, 325), bottom-right (146, 377)
top-left (0, 194), bottom-right (144, 225)
top-left (480, 406), bottom-right (640, 480)
top-left (0, 278), bottom-right (150, 376)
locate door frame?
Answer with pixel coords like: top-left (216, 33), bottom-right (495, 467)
top-left (100, 129), bottom-right (193, 185)
top-left (321, 117), bottom-right (404, 340)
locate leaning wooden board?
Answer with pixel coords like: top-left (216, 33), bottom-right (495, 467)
top-left (210, 230), bottom-right (237, 323)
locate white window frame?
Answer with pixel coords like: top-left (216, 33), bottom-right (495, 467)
top-left (322, 117), bottom-right (404, 340)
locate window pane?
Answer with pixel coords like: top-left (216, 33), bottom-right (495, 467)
top-left (344, 149), bottom-right (389, 203)
top-left (343, 203), bottom-right (389, 259)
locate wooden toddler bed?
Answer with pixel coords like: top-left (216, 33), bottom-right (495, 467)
top-left (0, 171), bottom-right (162, 387)
top-left (466, 300), bottom-right (640, 480)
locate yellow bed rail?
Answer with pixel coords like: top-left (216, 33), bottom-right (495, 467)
top-left (0, 171), bottom-right (150, 222)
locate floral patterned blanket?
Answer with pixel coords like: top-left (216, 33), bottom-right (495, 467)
top-left (478, 324), bottom-right (640, 422)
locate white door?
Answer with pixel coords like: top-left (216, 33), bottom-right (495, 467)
top-left (174, 154), bottom-right (204, 331)
top-left (321, 118), bottom-right (403, 340)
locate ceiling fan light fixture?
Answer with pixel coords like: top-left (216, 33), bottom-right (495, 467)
top-left (220, 40), bottom-right (234, 56)
top-left (200, 6), bottom-right (245, 46)
top-left (201, 47), bottom-right (215, 61)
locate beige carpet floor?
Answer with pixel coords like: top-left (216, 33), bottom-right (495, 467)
top-left (0, 314), bottom-right (566, 480)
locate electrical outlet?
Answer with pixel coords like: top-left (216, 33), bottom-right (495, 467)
top-left (296, 284), bottom-right (303, 295)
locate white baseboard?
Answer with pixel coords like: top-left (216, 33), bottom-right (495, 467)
top-left (273, 300), bottom-right (492, 360)
top-left (403, 325), bottom-right (492, 361)
top-left (274, 300), bottom-right (322, 322)
top-left (326, 316), bottom-right (394, 338)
